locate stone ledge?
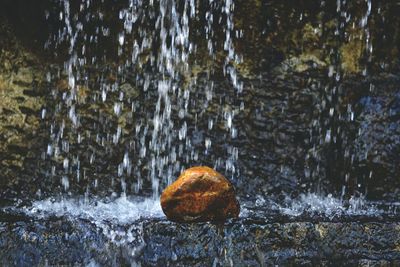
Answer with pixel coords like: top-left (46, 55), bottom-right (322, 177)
top-left (0, 211), bottom-right (399, 266)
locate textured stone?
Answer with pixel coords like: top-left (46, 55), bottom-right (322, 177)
top-left (1, 209), bottom-right (400, 266)
top-left (0, 18), bottom-right (47, 200)
top-left (160, 166), bottom-right (240, 222)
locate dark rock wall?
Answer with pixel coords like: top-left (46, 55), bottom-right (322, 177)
top-left (0, 17), bottom-right (50, 203)
top-left (0, 0), bottom-right (53, 57)
top-left (0, 1), bottom-right (399, 201)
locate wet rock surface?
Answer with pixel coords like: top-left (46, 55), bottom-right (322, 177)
top-left (0, 17), bottom-right (49, 202)
top-left (1, 52), bottom-right (400, 202)
top-left (351, 75), bottom-right (400, 200)
top-left (1, 208), bottom-right (400, 266)
top-left (161, 166), bottom-right (240, 222)
top-left (0, 0), bottom-right (399, 202)
top-left (6, 66), bottom-right (395, 202)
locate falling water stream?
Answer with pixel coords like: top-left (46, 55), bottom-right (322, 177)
top-left (44, 0), bottom-right (242, 198)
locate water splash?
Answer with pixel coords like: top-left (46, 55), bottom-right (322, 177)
top-left (278, 193), bottom-right (382, 218)
top-left (25, 196), bottom-right (162, 224)
top-left (23, 196), bottom-right (161, 263)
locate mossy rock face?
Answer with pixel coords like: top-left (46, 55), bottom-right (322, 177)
top-left (0, 19), bottom-right (47, 200)
top-left (232, 1), bottom-right (400, 75)
top-left (2, 0), bottom-right (398, 76)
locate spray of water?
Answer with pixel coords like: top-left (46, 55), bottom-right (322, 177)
top-left (44, 0), bottom-right (244, 201)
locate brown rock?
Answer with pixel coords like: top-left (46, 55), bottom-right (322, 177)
top-left (160, 166), bottom-right (240, 222)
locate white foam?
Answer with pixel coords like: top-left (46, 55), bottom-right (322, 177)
top-left (25, 196), bottom-right (163, 225)
top-left (23, 193), bottom-right (386, 225)
top-left (279, 193), bottom-right (382, 217)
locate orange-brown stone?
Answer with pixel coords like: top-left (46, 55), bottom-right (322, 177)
top-left (160, 166), bottom-right (240, 222)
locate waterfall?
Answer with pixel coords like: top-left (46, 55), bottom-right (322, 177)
top-left (44, 0), bottom-right (243, 198)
